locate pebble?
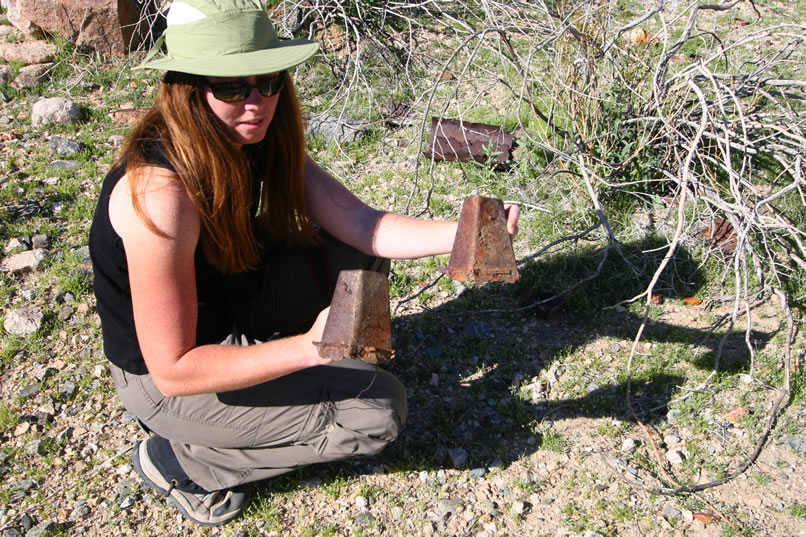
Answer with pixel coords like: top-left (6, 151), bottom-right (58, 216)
top-left (354, 512), bottom-right (376, 525)
top-left (511, 500), bottom-right (530, 515)
top-left (666, 450), bottom-right (686, 465)
top-left (5, 237), bottom-right (30, 253)
top-left (621, 438), bottom-right (638, 452)
top-left (436, 498), bottom-right (462, 518)
top-left (59, 381), bottom-right (77, 402)
top-left (447, 447), bottom-right (468, 467)
top-left (48, 135), bottom-right (84, 157)
top-left (784, 435), bottom-right (806, 454)
top-left (49, 160), bottom-right (81, 170)
top-left (10, 479), bottom-right (35, 492)
top-left (27, 521), bottom-right (60, 537)
top-left (18, 384), bottom-right (40, 399)
top-left (31, 234), bottom-right (49, 249)
top-left (663, 504), bottom-right (683, 520)
top-left (469, 467), bottom-right (487, 478)
top-left (355, 495), bottom-right (368, 508)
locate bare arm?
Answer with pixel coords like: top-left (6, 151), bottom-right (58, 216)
top-left (109, 167), bottom-right (331, 396)
top-left (304, 157), bottom-right (519, 258)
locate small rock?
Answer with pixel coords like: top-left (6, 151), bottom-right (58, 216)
top-left (118, 494), bottom-right (136, 510)
top-left (663, 434), bottom-right (680, 446)
top-left (25, 439), bottom-right (45, 457)
top-left (11, 63), bottom-right (53, 90)
top-left (306, 114), bottom-right (370, 144)
top-left (108, 134), bottom-right (125, 146)
top-left (784, 435), bottom-right (806, 454)
top-left (663, 504), bottom-right (683, 520)
top-left (2, 528), bottom-right (23, 537)
top-left (354, 512), bottom-right (376, 525)
top-left (59, 381), bottom-right (77, 402)
top-left (68, 502), bottom-right (91, 522)
top-left (11, 479), bottom-right (36, 492)
top-left (430, 373), bottom-right (439, 387)
top-left (14, 421), bottom-right (31, 436)
top-left (26, 520), bottom-right (60, 537)
top-left (436, 498), bottom-right (462, 518)
top-left (299, 476), bottom-right (322, 488)
top-left (447, 447), bottom-right (468, 467)
top-left (56, 427), bottom-right (73, 443)
top-left (0, 42), bottom-right (58, 63)
top-left (666, 409), bottom-right (682, 422)
top-left (511, 500), bottom-right (530, 515)
top-left (49, 159), bottom-right (81, 170)
top-left (0, 64), bottom-right (14, 85)
top-left (31, 97), bottom-right (81, 127)
top-left (57, 305), bottom-right (73, 322)
top-left (5, 237), bottom-right (30, 253)
top-left (20, 514), bottom-right (35, 530)
top-left (4, 307), bottom-right (43, 336)
top-left (0, 249), bottom-right (49, 274)
top-left (35, 368), bottom-right (58, 382)
top-left (31, 234), bottom-right (49, 249)
top-left (18, 384), bottom-right (40, 399)
top-left (463, 320), bottom-right (490, 338)
top-left (49, 135), bottom-right (84, 157)
top-left (74, 246), bottom-right (92, 262)
top-left (469, 467), bottom-right (487, 478)
top-left (666, 450), bottom-right (686, 465)
top-left (621, 438), bottom-right (638, 452)
top-left (355, 495), bottom-right (368, 508)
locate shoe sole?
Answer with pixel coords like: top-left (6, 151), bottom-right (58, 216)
top-left (132, 440), bottom-right (240, 526)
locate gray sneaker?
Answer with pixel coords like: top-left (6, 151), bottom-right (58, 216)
top-left (132, 439), bottom-right (249, 526)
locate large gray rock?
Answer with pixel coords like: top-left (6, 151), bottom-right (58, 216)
top-left (31, 97), bottom-right (81, 127)
top-left (0, 41), bottom-right (57, 63)
top-left (0, 0), bottom-right (155, 57)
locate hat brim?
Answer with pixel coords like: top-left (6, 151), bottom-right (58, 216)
top-left (135, 39), bottom-right (319, 77)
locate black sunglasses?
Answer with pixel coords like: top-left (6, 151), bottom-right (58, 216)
top-left (206, 72), bottom-right (286, 103)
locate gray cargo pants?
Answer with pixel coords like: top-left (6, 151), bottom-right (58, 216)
top-left (109, 233), bottom-right (407, 492)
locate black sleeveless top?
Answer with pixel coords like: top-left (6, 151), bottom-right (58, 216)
top-left (89, 158), bottom-right (234, 374)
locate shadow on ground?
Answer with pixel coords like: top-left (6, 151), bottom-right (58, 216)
top-left (255, 236), bottom-right (781, 495)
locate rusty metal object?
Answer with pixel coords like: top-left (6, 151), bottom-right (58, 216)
top-left (315, 270), bottom-right (394, 365)
top-left (423, 118), bottom-right (513, 166)
top-left (445, 195), bottom-right (520, 283)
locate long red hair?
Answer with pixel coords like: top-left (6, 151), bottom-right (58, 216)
top-left (120, 71), bottom-right (315, 273)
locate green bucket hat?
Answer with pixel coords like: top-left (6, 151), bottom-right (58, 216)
top-left (136, 0), bottom-right (319, 77)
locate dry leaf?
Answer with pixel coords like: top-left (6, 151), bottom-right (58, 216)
top-left (693, 511), bottom-right (721, 525)
top-left (683, 297), bottom-right (702, 306)
top-left (651, 294), bottom-right (664, 305)
top-left (628, 27), bottom-right (650, 45)
top-left (726, 407), bottom-right (747, 421)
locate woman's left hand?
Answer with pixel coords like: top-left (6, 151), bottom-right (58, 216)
top-left (503, 203), bottom-right (520, 238)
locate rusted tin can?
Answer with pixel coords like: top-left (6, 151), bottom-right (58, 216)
top-left (445, 195), bottom-right (520, 283)
top-left (315, 270), bottom-right (394, 365)
top-left (424, 118), bottom-right (513, 166)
